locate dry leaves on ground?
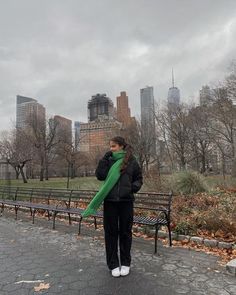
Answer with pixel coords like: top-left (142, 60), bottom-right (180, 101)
top-left (167, 239), bottom-right (236, 264)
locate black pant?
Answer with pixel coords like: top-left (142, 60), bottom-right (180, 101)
top-left (103, 201), bottom-right (134, 270)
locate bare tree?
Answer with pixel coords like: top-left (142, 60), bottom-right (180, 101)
top-left (122, 119), bottom-right (157, 174)
top-left (56, 139), bottom-right (89, 188)
top-left (225, 64), bottom-right (236, 176)
top-left (207, 92), bottom-right (236, 176)
top-left (187, 106), bottom-right (213, 173)
top-left (23, 113), bottom-right (59, 181)
top-left (0, 130), bottom-right (31, 183)
top-left (155, 104), bottom-right (192, 171)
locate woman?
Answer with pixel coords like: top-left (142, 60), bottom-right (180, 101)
top-left (95, 136), bottom-right (143, 277)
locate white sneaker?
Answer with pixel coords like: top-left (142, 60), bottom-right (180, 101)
top-left (120, 266), bottom-right (130, 276)
top-left (111, 267), bottom-right (120, 277)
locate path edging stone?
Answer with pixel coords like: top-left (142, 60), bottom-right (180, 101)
top-left (226, 259), bottom-right (236, 276)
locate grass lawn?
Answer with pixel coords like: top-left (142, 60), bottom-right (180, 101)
top-left (0, 177), bottom-right (101, 190)
top-left (0, 177), bottom-right (157, 191)
top-left (0, 174), bottom-right (235, 192)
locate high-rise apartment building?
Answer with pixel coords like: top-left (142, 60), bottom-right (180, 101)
top-left (140, 86), bottom-right (156, 154)
top-left (140, 86), bottom-right (155, 129)
top-left (16, 95), bottom-right (46, 129)
top-left (53, 115), bottom-right (72, 145)
top-left (88, 93), bottom-right (114, 122)
top-left (116, 91), bottom-right (132, 127)
top-left (167, 70), bottom-right (180, 107)
top-left (199, 85), bottom-right (213, 107)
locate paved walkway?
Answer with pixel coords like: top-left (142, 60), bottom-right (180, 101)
top-left (0, 213), bottom-right (235, 295)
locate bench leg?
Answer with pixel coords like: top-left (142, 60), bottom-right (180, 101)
top-left (30, 207), bottom-right (32, 216)
top-left (47, 210), bottom-right (50, 220)
top-left (167, 223), bottom-right (172, 247)
top-left (78, 216), bottom-right (83, 235)
top-left (94, 217), bottom-right (97, 230)
top-left (15, 206), bottom-right (19, 220)
top-left (32, 209), bottom-right (36, 224)
top-left (154, 224), bottom-right (159, 254)
top-left (52, 211), bottom-right (57, 230)
top-left (68, 213), bottom-right (72, 225)
top-left (0, 203), bottom-right (4, 216)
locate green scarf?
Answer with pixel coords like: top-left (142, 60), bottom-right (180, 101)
top-left (81, 150), bottom-right (125, 218)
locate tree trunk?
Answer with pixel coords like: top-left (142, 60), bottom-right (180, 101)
top-left (180, 155), bottom-right (186, 170)
top-left (66, 162), bottom-right (70, 189)
top-left (19, 167), bottom-right (27, 183)
top-left (40, 167), bottom-right (44, 181)
top-left (45, 152), bottom-right (49, 180)
top-left (231, 134), bottom-right (236, 177)
top-left (45, 164), bottom-right (49, 180)
top-left (194, 149), bottom-right (200, 172)
top-left (15, 167), bottom-right (20, 180)
top-left (231, 158), bottom-right (236, 177)
top-left (221, 153), bottom-right (226, 180)
top-left (145, 159), bottom-right (149, 173)
top-left (40, 154), bottom-right (45, 181)
top-left (71, 162), bottom-right (75, 179)
top-left (201, 153), bottom-right (206, 174)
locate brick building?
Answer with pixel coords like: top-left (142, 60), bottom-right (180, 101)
top-left (79, 118), bottom-right (122, 153)
top-left (53, 115), bottom-right (72, 145)
top-left (116, 91), bottom-right (133, 127)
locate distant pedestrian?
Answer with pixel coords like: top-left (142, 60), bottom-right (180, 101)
top-left (83, 136), bottom-right (143, 277)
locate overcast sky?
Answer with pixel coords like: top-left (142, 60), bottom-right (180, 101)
top-left (0, 0), bottom-right (236, 131)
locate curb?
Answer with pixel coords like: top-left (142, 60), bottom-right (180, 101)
top-left (135, 226), bottom-right (235, 251)
top-left (139, 226), bottom-right (236, 276)
top-left (226, 259), bottom-right (236, 277)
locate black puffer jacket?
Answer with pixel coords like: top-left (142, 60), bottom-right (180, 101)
top-left (95, 153), bottom-right (143, 202)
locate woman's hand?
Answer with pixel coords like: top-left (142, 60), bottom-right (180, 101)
top-left (103, 151), bottom-right (112, 160)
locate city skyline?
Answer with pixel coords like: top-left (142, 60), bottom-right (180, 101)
top-left (14, 90), bottom-right (136, 129)
top-left (1, 0), bottom-right (236, 131)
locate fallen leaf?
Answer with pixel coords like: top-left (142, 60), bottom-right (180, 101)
top-left (34, 283), bottom-right (50, 292)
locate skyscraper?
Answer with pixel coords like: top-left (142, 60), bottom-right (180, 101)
top-left (88, 93), bottom-right (114, 122)
top-left (53, 115), bottom-right (72, 145)
top-left (140, 86), bottom-right (155, 129)
top-left (79, 93), bottom-right (122, 153)
top-left (116, 91), bottom-right (132, 127)
top-left (167, 69), bottom-right (180, 107)
top-left (140, 86), bottom-right (156, 154)
top-left (199, 85), bottom-right (213, 107)
top-left (16, 95), bottom-right (46, 129)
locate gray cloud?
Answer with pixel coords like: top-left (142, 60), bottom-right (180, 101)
top-left (1, 0), bottom-right (236, 130)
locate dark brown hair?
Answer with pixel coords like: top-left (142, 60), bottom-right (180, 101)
top-left (110, 136), bottom-right (133, 173)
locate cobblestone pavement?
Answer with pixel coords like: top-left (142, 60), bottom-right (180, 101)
top-left (0, 213), bottom-right (235, 295)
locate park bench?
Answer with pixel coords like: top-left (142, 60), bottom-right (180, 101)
top-left (79, 191), bottom-right (173, 253)
top-left (0, 186), bottom-right (56, 223)
top-left (0, 186), bottom-right (99, 230)
top-left (0, 186), bottom-right (173, 253)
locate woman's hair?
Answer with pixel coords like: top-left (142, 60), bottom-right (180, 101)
top-left (110, 136), bottom-right (133, 173)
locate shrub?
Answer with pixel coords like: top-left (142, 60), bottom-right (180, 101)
top-left (173, 221), bottom-right (196, 235)
top-left (170, 171), bottom-right (209, 195)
